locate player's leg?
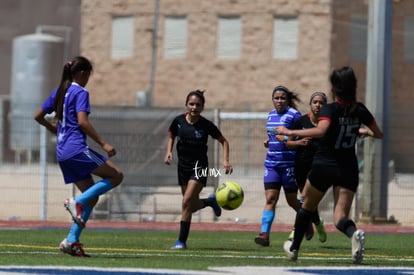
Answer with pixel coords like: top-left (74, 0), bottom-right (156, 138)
top-left (255, 176), bottom-right (281, 247)
top-left (284, 179), bottom-right (325, 260)
top-left (171, 179), bottom-right (203, 249)
top-left (333, 186), bottom-right (364, 263)
top-left (195, 174), bottom-right (221, 217)
top-left (65, 158), bottom-right (122, 228)
top-left (76, 159), bottom-right (123, 206)
top-left (60, 178), bottom-right (95, 257)
top-left (296, 165), bottom-right (326, 242)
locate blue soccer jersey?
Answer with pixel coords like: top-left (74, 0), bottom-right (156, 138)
top-left (41, 82), bottom-right (91, 161)
top-left (264, 107), bottom-right (301, 167)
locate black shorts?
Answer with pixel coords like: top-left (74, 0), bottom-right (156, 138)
top-left (177, 165), bottom-right (207, 186)
top-left (308, 162), bottom-right (359, 193)
top-left (294, 161), bottom-right (312, 190)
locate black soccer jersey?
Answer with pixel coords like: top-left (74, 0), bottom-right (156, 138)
top-left (314, 101), bottom-right (374, 164)
top-left (308, 101), bottom-right (375, 192)
top-left (168, 113), bottom-right (222, 168)
top-left (292, 113), bottom-right (320, 166)
top-left (319, 102), bottom-right (374, 152)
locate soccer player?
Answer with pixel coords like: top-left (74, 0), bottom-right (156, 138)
top-left (34, 56), bottom-right (123, 257)
top-left (285, 92), bottom-right (328, 242)
top-left (164, 89), bottom-right (233, 250)
top-left (255, 85), bottom-right (308, 247)
top-left (277, 66), bottom-right (383, 263)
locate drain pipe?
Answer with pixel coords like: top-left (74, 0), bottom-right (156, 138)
top-left (147, 0), bottom-right (160, 107)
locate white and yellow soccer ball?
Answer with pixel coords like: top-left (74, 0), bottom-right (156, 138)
top-left (215, 181), bottom-right (244, 210)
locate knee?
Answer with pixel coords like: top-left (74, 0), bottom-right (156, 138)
top-left (111, 171), bottom-right (124, 187)
top-left (287, 199), bottom-right (300, 210)
top-left (265, 192), bottom-right (278, 205)
top-left (181, 196), bottom-right (190, 209)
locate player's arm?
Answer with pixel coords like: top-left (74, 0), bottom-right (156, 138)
top-left (164, 133), bottom-right (175, 165)
top-left (285, 136), bottom-right (312, 148)
top-left (34, 108), bottom-right (57, 134)
top-left (359, 120), bottom-right (383, 139)
top-left (216, 134), bottom-right (233, 174)
top-left (77, 111), bottom-right (116, 157)
top-left (277, 119), bottom-right (330, 138)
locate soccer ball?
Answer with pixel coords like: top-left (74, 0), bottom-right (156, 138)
top-left (215, 181), bottom-right (244, 210)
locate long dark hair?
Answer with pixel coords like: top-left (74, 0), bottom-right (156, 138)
top-left (54, 56), bottom-right (93, 121)
top-left (330, 66), bottom-right (358, 116)
top-left (272, 85), bottom-right (301, 110)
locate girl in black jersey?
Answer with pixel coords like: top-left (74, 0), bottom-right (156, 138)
top-left (286, 92), bottom-right (328, 243)
top-left (277, 67), bottom-right (383, 264)
top-left (164, 90), bottom-right (233, 250)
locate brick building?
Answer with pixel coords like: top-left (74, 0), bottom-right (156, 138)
top-left (80, 0), bottom-right (414, 172)
top-left (1, 0), bottom-right (414, 171)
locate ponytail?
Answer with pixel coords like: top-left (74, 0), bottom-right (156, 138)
top-left (330, 66), bottom-right (358, 116)
top-left (54, 56), bottom-right (93, 121)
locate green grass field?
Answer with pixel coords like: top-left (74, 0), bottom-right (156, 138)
top-left (0, 229), bottom-right (412, 270)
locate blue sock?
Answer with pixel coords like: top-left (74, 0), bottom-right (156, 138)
top-left (261, 210), bottom-right (275, 234)
top-left (67, 204), bottom-right (92, 243)
top-left (76, 179), bottom-right (112, 205)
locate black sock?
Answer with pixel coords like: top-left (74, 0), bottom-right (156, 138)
top-left (312, 210), bottom-right (321, 225)
top-left (336, 217), bottom-right (356, 238)
top-left (178, 221), bottom-right (191, 243)
top-left (291, 208), bottom-right (313, 250)
top-left (201, 197), bottom-right (214, 209)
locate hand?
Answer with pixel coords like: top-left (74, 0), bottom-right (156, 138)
top-left (102, 143), bottom-right (116, 157)
top-left (275, 126), bottom-right (290, 136)
top-left (264, 139), bottom-right (269, 148)
top-left (223, 160), bottom-right (233, 174)
top-left (300, 137), bottom-right (312, 146)
top-left (358, 128), bottom-right (372, 138)
top-left (164, 152), bottom-right (173, 165)
top-left (276, 135), bottom-right (286, 142)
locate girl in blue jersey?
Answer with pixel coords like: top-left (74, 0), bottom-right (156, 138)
top-left (164, 90), bottom-right (233, 250)
top-left (277, 67), bottom-right (383, 263)
top-left (254, 85), bottom-right (303, 247)
top-left (34, 56), bottom-right (123, 257)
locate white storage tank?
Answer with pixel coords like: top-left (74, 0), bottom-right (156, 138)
top-left (9, 33), bottom-right (64, 152)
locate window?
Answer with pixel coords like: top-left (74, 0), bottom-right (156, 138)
top-left (273, 17), bottom-right (298, 60)
top-left (217, 17), bottom-right (241, 59)
top-left (164, 16), bottom-right (187, 58)
top-left (111, 16), bottom-right (134, 58)
top-left (404, 17), bottom-right (414, 62)
top-left (349, 16), bottom-right (368, 62)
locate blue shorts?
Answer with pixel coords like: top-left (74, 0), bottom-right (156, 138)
top-left (263, 166), bottom-right (297, 193)
top-left (58, 149), bottom-right (108, 184)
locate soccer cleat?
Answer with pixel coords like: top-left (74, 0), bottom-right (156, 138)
top-left (59, 238), bottom-right (72, 254)
top-left (315, 219), bottom-right (327, 243)
top-left (208, 194), bottom-right (222, 217)
top-left (59, 238), bottom-right (90, 257)
top-left (170, 240), bottom-right (187, 250)
top-left (288, 229), bottom-right (295, 241)
top-left (64, 198), bottom-right (85, 228)
top-left (305, 221), bottom-right (314, 241)
top-left (283, 239), bottom-right (298, 261)
top-left (351, 229), bottom-right (365, 264)
top-left (254, 232), bottom-right (270, 247)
